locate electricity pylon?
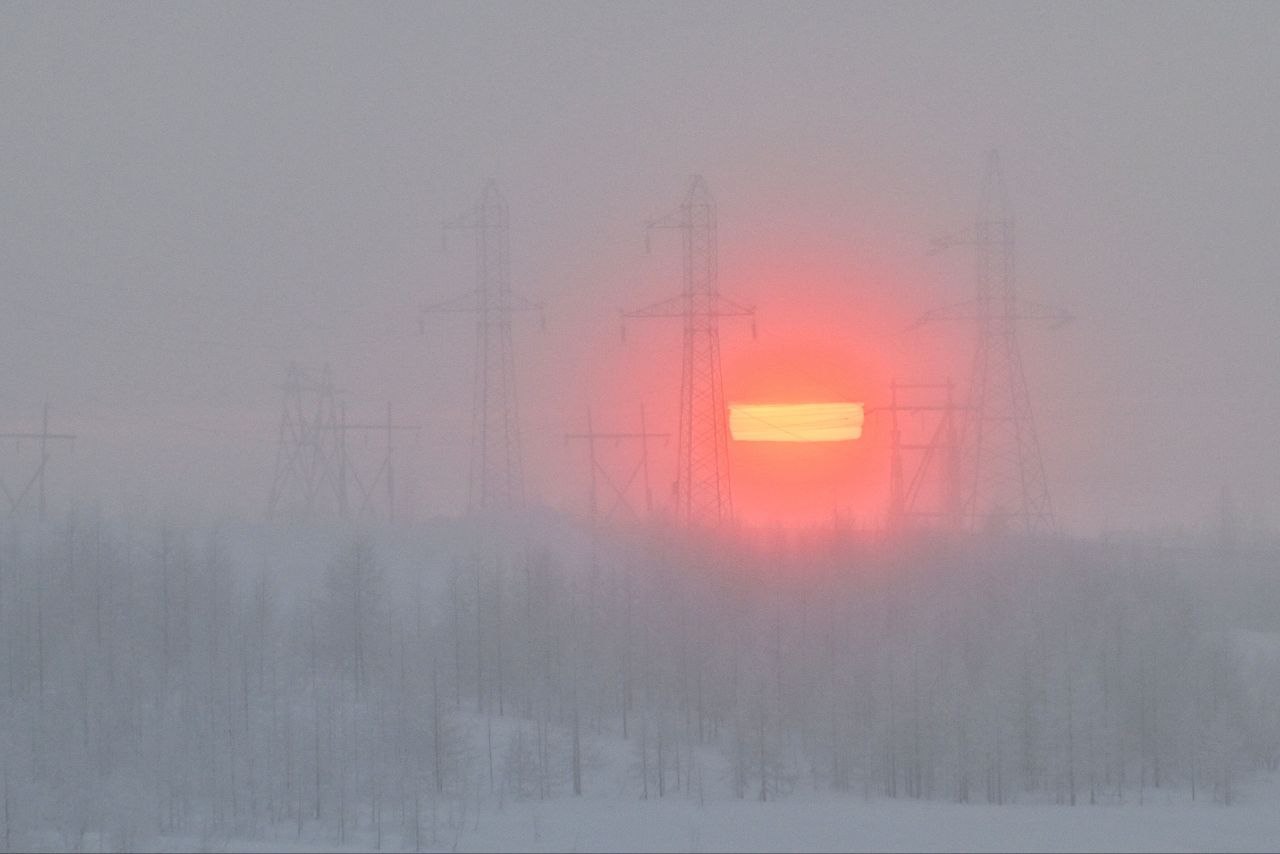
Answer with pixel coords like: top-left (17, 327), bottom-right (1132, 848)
top-left (911, 152), bottom-right (1069, 533)
top-left (341, 402), bottom-right (422, 524)
top-left (0, 403), bottom-right (75, 521)
top-left (267, 362), bottom-right (346, 520)
top-left (623, 175), bottom-right (754, 527)
top-left (881, 380), bottom-right (962, 531)
top-left (423, 181), bottom-right (542, 514)
top-left (564, 404), bottom-right (669, 522)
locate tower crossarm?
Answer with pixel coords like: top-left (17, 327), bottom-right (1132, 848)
top-left (905, 298), bottom-right (1072, 331)
top-left (622, 293), bottom-right (754, 320)
top-left (621, 293), bottom-right (686, 319)
top-left (706, 294), bottom-right (755, 318)
top-left (564, 431), bottom-right (671, 441)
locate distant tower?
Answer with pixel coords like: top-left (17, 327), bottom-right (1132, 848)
top-left (564, 403), bottom-right (669, 522)
top-left (423, 181), bottom-right (541, 513)
top-left (342, 402), bottom-right (421, 524)
top-left (268, 362), bottom-right (346, 520)
top-left (0, 403), bottom-right (76, 521)
top-left (884, 380), bottom-right (962, 531)
top-left (623, 176), bottom-right (754, 526)
top-left (963, 152), bottom-right (1054, 532)
top-left (912, 152), bottom-right (1067, 533)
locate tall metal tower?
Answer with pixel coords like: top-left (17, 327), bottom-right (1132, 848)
top-left (0, 403), bottom-right (75, 521)
top-left (341, 402), bottom-right (422, 524)
top-left (623, 176), bottom-right (754, 526)
top-left (564, 404), bottom-right (669, 522)
top-left (882, 380), bottom-right (962, 531)
top-left (423, 181), bottom-right (541, 513)
top-left (914, 152), bottom-right (1068, 533)
top-left (267, 362), bottom-right (346, 520)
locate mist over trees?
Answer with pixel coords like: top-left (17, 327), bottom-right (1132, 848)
top-left (1, 509), bottom-right (1276, 850)
top-left (6, 2), bottom-right (1280, 851)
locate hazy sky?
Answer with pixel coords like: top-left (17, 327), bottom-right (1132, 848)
top-left (3, 1), bottom-right (1278, 532)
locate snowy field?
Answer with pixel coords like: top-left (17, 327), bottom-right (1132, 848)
top-left (146, 710), bottom-right (1280, 854)
top-left (143, 783), bottom-right (1280, 853)
top-left (362, 788), bottom-right (1280, 854)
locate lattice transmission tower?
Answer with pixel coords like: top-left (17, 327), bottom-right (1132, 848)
top-left (882, 380), bottom-right (963, 532)
top-left (267, 362), bottom-right (346, 520)
top-left (564, 404), bottom-right (669, 523)
top-left (623, 176), bottom-right (754, 527)
top-left (0, 403), bottom-right (75, 521)
top-left (267, 363), bottom-right (419, 523)
top-left (342, 402), bottom-right (422, 524)
top-left (423, 181), bottom-right (542, 514)
top-left (913, 152), bottom-right (1069, 533)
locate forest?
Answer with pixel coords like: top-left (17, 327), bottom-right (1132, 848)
top-left (2, 510), bottom-right (1276, 850)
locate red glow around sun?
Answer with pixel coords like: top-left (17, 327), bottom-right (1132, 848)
top-left (722, 311), bottom-right (895, 529)
top-left (566, 228), bottom-right (965, 531)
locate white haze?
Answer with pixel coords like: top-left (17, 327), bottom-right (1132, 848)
top-left (3, 2), bottom-right (1279, 532)
top-left (2, 2), bottom-right (1280, 852)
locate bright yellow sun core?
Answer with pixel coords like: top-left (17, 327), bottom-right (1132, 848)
top-left (729, 402), bottom-right (865, 442)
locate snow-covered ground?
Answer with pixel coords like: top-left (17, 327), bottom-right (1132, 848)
top-left (415, 787), bottom-right (1280, 853)
top-left (142, 714), bottom-right (1280, 854)
top-left (145, 781), bottom-right (1280, 854)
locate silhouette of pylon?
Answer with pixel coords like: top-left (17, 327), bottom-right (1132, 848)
top-left (913, 152), bottom-right (1069, 533)
top-left (623, 176), bottom-right (754, 527)
top-left (423, 181), bottom-right (543, 514)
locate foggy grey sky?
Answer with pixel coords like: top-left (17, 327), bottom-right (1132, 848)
top-left (2, 1), bottom-right (1278, 532)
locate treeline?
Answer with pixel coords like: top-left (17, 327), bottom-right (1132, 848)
top-left (0, 512), bottom-right (1277, 849)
